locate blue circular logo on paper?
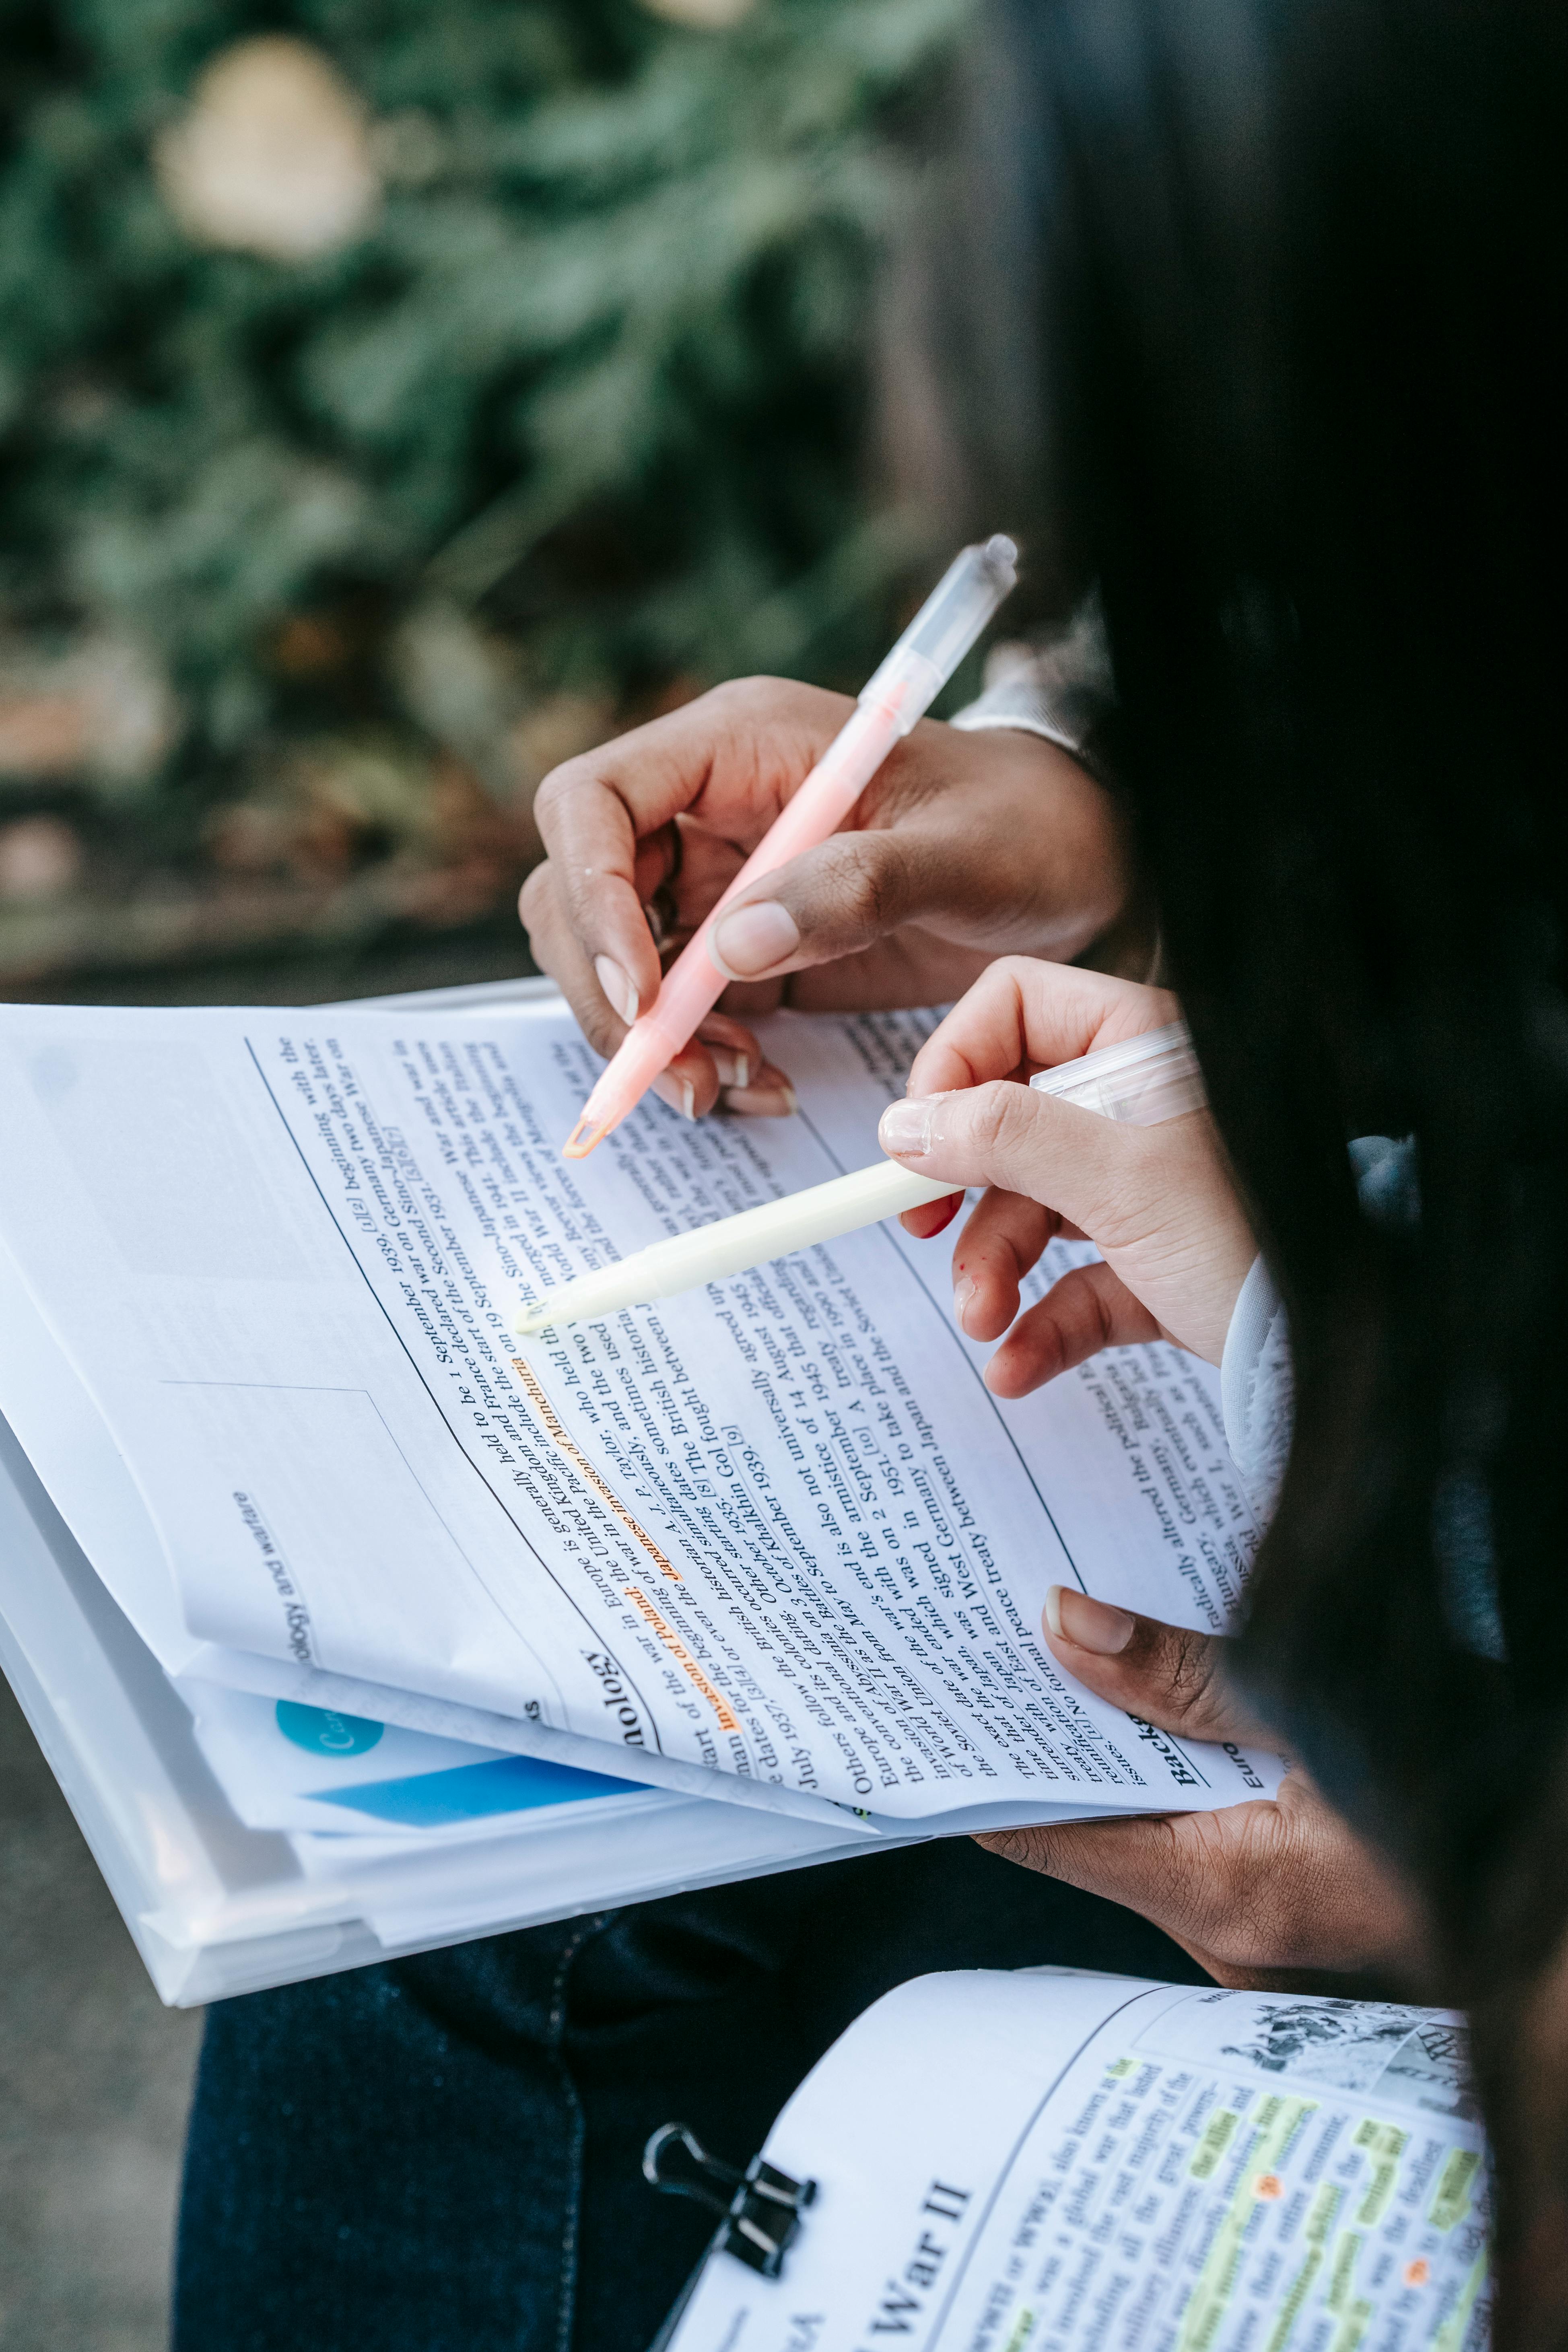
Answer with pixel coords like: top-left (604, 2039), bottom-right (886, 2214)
top-left (274, 1701), bottom-right (384, 1758)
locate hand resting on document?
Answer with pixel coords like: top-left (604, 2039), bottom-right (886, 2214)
top-left (519, 676), bottom-right (1131, 1122)
top-left (880, 957), bottom-right (1425, 1985)
top-left (977, 1593), bottom-right (1426, 1987)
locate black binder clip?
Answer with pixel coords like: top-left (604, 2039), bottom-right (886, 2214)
top-left (643, 2122), bottom-right (817, 2278)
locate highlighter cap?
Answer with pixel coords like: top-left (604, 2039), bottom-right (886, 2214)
top-left (1030, 1021), bottom-right (1206, 1126)
top-left (859, 534), bottom-right (1018, 735)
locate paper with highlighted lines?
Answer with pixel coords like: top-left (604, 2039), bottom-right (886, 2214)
top-left (661, 1968), bottom-right (1489, 2352)
top-left (0, 999), bottom-right (1277, 1833)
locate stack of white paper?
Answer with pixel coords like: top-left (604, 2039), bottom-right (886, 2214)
top-left (0, 980), bottom-right (1280, 2000)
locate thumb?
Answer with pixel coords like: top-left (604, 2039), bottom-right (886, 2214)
top-left (878, 1079), bottom-right (1140, 1242)
top-left (708, 831), bottom-right (934, 982)
top-left (1041, 1591), bottom-right (1275, 1749)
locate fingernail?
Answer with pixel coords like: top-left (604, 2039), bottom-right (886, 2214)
top-left (879, 1098), bottom-right (933, 1157)
top-left (723, 1079), bottom-right (797, 1118)
top-left (594, 955), bottom-right (639, 1026)
top-left (711, 900), bottom-right (799, 978)
top-left (1054, 1588), bottom-right (1136, 1656)
top-left (953, 1275), bottom-right (978, 1332)
top-left (652, 1072), bottom-right (697, 1121)
top-left (696, 1012), bottom-right (750, 1040)
top-left (1043, 1585), bottom-right (1065, 1641)
top-left (707, 1045), bottom-right (752, 1089)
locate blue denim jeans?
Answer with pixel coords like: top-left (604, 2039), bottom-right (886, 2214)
top-left (173, 1840), bottom-right (1205, 2352)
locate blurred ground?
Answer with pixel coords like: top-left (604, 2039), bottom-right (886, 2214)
top-left (0, 1672), bottom-right (202, 2352)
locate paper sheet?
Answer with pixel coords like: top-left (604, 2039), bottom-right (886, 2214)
top-left (0, 1232), bottom-right (199, 1672)
top-left (0, 1001), bottom-right (1277, 1828)
top-left (178, 1676), bottom-right (663, 1839)
top-left (664, 1968), bottom-right (1489, 2352)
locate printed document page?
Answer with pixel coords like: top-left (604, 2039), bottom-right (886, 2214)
top-left (663, 1968), bottom-right (1490, 2352)
top-left (0, 1001), bottom-right (1275, 1828)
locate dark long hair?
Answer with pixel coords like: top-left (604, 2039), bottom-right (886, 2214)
top-left (1014, 0), bottom-right (1568, 2329)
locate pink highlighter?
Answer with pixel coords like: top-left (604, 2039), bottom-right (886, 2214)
top-left (564, 534), bottom-right (1019, 1157)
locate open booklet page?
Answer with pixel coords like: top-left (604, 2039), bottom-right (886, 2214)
top-left (0, 1001), bottom-right (1275, 1831)
top-left (662, 1968), bottom-right (1489, 2352)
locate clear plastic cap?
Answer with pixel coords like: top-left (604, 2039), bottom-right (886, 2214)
top-left (859, 534), bottom-right (1018, 734)
top-left (1029, 1020), bottom-right (1206, 1126)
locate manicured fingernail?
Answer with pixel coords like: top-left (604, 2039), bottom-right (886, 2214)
top-left (707, 1045), bottom-right (752, 1089)
top-left (723, 1078), bottom-right (798, 1118)
top-left (879, 1098), bottom-right (933, 1156)
top-left (953, 1275), bottom-right (978, 1331)
top-left (652, 1072), bottom-right (696, 1121)
top-left (594, 955), bottom-right (638, 1026)
top-left (711, 900), bottom-right (799, 978)
top-left (1043, 1585), bottom-right (1065, 1641)
top-left (1054, 1588), bottom-right (1136, 1655)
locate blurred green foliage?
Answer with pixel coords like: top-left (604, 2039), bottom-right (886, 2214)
top-left (0, 0), bottom-right (965, 805)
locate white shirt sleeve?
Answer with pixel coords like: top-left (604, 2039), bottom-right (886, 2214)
top-left (1218, 1138), bottom-right (1418, 1534)
top-left (1220, 1253), bottom-right (1295, 1524)
top-left (949, 595), bottom-right (1113, 757)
